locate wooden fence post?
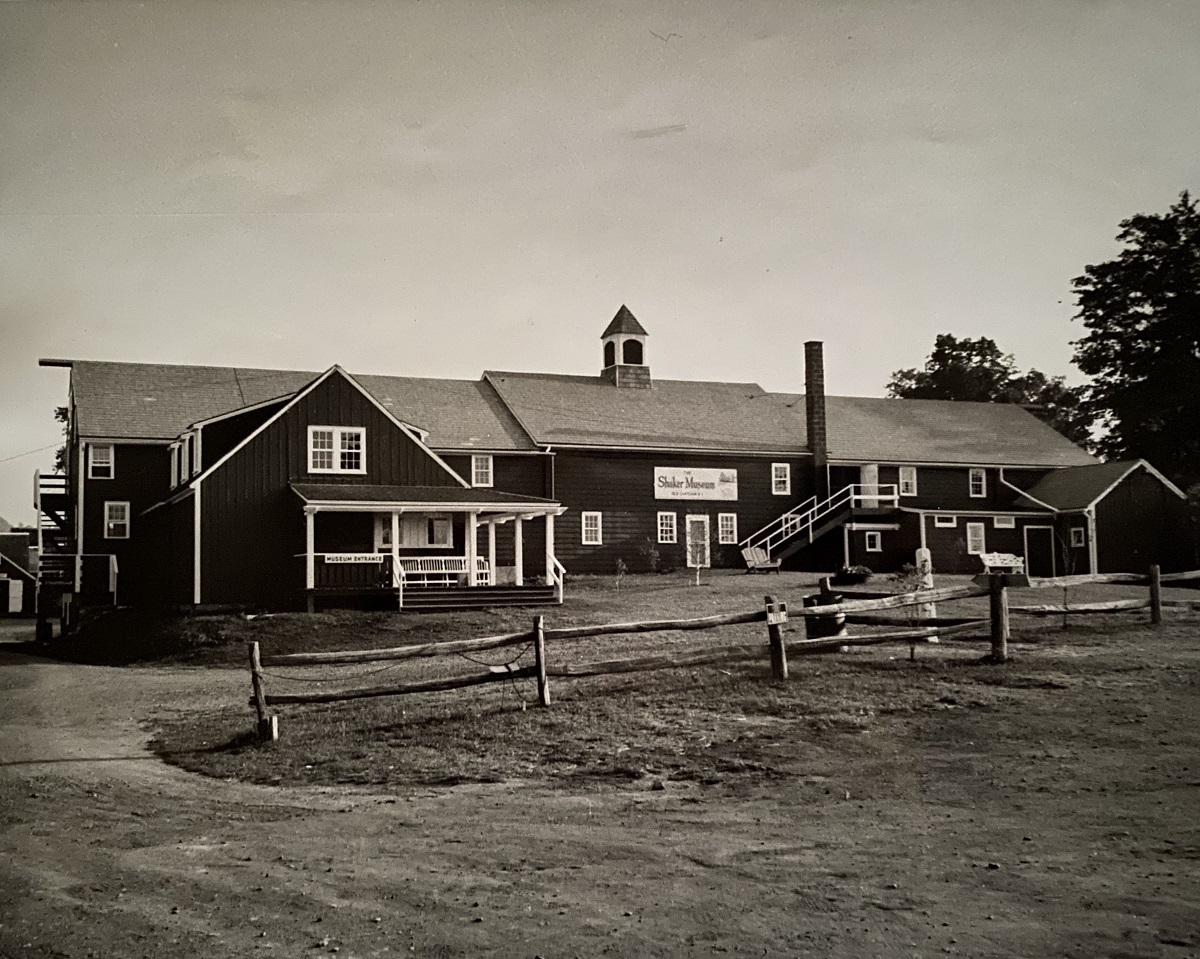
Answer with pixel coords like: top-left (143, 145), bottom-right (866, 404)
top-left (248, 642), bottom-right (279, 741)
top-left (988, 574), bottom-right (1009, 663)
top-left (765, 595), bottom-right (788, 680)
top-left (1149, 564), bottom-right (1162, 626)
top-left (533, 615), bottom-right (551, 707)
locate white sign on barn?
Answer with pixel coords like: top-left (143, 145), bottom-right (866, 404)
top-left (654, 467), bottom-right (738, 501)
top-left (323, 553), bottom-right (384, 564)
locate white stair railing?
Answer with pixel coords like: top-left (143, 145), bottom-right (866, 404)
top-left (741, 484), bottom-right (900, 555)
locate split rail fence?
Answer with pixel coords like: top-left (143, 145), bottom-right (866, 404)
top-left (246, 565), bottom-right (1200, 741)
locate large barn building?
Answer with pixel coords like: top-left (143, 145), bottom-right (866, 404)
top-left (33, 307), bottom-right (1190, 616)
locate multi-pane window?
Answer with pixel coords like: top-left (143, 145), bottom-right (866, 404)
top-left (994, 516), bottom-right (1016, 529)
top-left (934, 514), bottom-right (957, 528)
top-left (1070, 526), bottom-right (1086, 548)
top-left (427, 516), bottom-right (452, 547)
top-left (582, 512), bottom-right (603, 545)
top-left (865, 531), bottom-right (882, 552)
top-left (771, 463), bottom-right (791, 496)
top-left (968, 468), bottom-right (987, 498)
top-left (471, 455), bottom-right (493, 488)
top-left (169, 445), bottom-right (180, 488)
top-left (966, 522), bottom-right (986, 555)
top-left (88, 444), bottom-right (114, 479)
top-left (104, 501), bottom-right (129, 539)
top-left (657, 511), bottom-right (677, 544)
top-left (899, 466), bottom-right (917, 496)
top-left (718, 513), bottom-right (738, 544)
top-left (308, 426), bottom-right (365, 474)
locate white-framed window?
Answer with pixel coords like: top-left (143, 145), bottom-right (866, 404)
top-left (966, 522), bottom-right (986, 555)
top-left (968, 468), bottom-right (987, 498)
top-left (471, 454), bottom-right (493, 488)
top-left (169, 444), bottom-right (180, 488)
top-left (718, 512), bottom-right (738, 545)
top-left (657, 511), bottom-right (677, 544)
top-left (308, 426), bottom-right (366, 474)
top-left (865, 531), bottom-right (882, 552)
top-left (899, 466), bottom-right (918, 497)
top-left (88, 444), bottom-right (114, 479)
top-left (933, 514), bottom-right (957, 528)
top-left (1070, 526), bottom-right (1086, 548)
top-left (373, 514), bottom-right (394, 552)
top-left (994, 515), bottom-right (1016, 529)
top-left (104, 501), bottom-right (130, 539)
top-left (581, 511), bottom-right (603, 545)
top-left (771, 463), bottom-right (791, 496)
top-left (185, 432), bottom-right (197, 477)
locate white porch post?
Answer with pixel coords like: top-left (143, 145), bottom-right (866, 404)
top-left (466, 511), bottom-right (478, 586)
top-left (487, 521), bottom-right (496, 586)
top-left (305, 507), bottom-right (316, 590)
top-left (544, 512), bottom-right (555, 587)
top-left (391, 510), bottom-right (401, 588)
top-left (514, 517), bottom-right (524, 586)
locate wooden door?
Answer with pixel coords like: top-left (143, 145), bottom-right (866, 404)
top-left (686, 515), bottom-right (711, 568)
top-left (1024, 525), bottom-right (1056, 578)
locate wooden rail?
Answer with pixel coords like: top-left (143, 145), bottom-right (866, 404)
top-left (246, 565), bottom-right (1194, 739)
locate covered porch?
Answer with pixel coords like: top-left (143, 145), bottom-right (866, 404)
top-left (291, 484), bottom-right (566, 611)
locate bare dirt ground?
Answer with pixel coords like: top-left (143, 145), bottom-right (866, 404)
top-left (2, 585), bottom-right (1200, 958)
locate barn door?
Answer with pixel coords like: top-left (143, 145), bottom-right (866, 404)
top-left (685, 515), bottom-right (711, 568)
top-left (1024, 525), bottom-right (1056, 578)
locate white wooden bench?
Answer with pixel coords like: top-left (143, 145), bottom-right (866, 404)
top-left (398, 557), bottom-right (491, 587)
top-left (741, 546), bottom-right (782, 573)
top-left (980, 552), bottom-right (1025, 574)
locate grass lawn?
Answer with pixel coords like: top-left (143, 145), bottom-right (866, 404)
top-left (129, 569), bottom-right (1199, 791)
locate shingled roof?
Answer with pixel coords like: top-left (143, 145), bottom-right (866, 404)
top-left (601, 305), bottom-right (648, 338)
top-left (484, 371), bottom-right (807, 453)
top-left (1011, 460), bottom-right (1181, 511)
top-left (771, 393), bottom-right (1098, 468)
top-left (63, 361), bottom-right (537, 451)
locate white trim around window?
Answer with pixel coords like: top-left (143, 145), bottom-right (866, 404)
top-left (307, 426), bottom-right (366, 474)
top-left (865, 530), bottom-right (882, 552)
top-left (582, 511), bottom-right (603, 545)
top-left (88, 443), bottom-right (114, 479)
top-left (1070, 526), bottom-right (1086, 548)
top-left (718, 512), bottom-right (738, 545)
top-left (968, 468), bottom-right (987, 498)
top-left (965, 522), bottom-right (986, 555)
top-left (471, 454), bottom-right (493, 488)
top-left (771, 462), bottom-right (791, 496)
top-left (104, 501), bottom-right (130, 539)
top-left (994, 515), bottom-right (1016, 529)
top-left (899, 466), bottom-right (917, 496)
top-left (169, 444), bottom-right (180, 488)
top-left (657, 511), bottom-right (677, 544)
top-left (933, 514), bottom-right (957, 528)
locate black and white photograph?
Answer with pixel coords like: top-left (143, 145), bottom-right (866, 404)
top-left (1, 2), bottom-right (1198, 955)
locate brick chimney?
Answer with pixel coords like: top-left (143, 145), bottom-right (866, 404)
top-left (804, 341), bottom-right (829, 500)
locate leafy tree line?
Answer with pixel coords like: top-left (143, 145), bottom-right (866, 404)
top-left (888, 191), bottom-right (1199, 493)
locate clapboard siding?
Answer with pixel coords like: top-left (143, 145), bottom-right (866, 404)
top-left (552, 450), bottom-right (812, 573)
top-left (200, 371), bottom-right (463, 606)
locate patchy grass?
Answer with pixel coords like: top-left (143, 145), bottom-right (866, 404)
top-left (148, 570), bottom-right (1200, 792)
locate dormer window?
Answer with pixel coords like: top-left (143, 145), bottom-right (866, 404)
top-left (308, 426), bottom-right (366, 474)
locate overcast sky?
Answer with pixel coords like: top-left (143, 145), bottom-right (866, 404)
top-left (2, 0), bottom-right (1198, 525)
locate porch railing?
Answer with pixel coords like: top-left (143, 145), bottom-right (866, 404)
top-left (741, 484), bottom-right (900, 555)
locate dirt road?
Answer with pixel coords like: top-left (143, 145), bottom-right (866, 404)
top-left (2, 617), bottom-right (1199, 958)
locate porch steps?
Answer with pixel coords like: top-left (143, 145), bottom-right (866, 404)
top-left (403, 584), bottom-right (558, 613)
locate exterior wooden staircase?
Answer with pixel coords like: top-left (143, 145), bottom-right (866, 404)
top-left (741, 484), bottom-right (900, 563)
top-left (400, 584), bottom-right (559, 613)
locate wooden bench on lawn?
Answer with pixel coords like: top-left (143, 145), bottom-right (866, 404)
top-left (741, 546), bottom-right (782, 574)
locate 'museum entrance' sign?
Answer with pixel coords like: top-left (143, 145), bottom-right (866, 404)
top-left (654, 467), bottom-right (738, 501)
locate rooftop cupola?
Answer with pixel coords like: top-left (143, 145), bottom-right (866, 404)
top-left (600, 305), bottom-right (651, 388)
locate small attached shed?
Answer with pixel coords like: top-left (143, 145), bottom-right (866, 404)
top-left (1016, 460), bottom-right (1190, 574)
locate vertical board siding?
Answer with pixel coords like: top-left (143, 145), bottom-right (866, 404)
top-left (833, 464), bottom-right (1054, 511)
top-left (1095, 468), bottom-right (1189, 573)
top-left (200, 372), bottom-right (463, 607)
top-left (552, 450), bottom-right (813, 574)
top-left (200, 402), bottom-right (288, 470)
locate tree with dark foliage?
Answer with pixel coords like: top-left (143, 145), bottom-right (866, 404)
top-left (1071, 191), bottom-right (1200, 490)
top-left (887, 334), bottom-right (1093, 445)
